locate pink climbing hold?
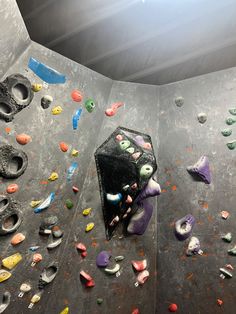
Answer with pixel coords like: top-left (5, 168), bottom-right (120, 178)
top-left (116, 134), bottom-right (123, 141)
top-left (137, 270), bottom-right (149, 285)
top-left (132, 259), bottom-right (147, 272)
top-left (105, 102), bottom-right (124, 117)
top-left (76, 243), bottom-right (86, 252)
top-left (125, 195), bottom-right (133, 204)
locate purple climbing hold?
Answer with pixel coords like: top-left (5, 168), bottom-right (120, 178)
top-left (187, 156), bottom-right (211, 184)
top-left (136, 178), bottom-right (161, 203)
top-left (175, 214), bottom-right (195, 241)
top-left (127, 199), bottom-right (153, 235)
top-left (96, 251), bottom-right (111, 267)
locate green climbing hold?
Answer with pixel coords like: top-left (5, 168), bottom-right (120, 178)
top-left (226, 117), bottom-right (236, 125)
top-left (140, 164), bottom-right (153, 178)
top-left (221, 128), bottom-right (232, 137)
top-left (229, 108), bottom-right (236, 115)
top-left (119, 140), bottom-right (130, 150)
top-left (126, 147), bottom-right (135, 154)
top-left (97, 298), bottom-right (103, 305)
top-left (227, 140), bottom-right (236, 150)
top-left (65, 199), bottom-right (73, 209)
top-left (221, 232), bottom-right (232, 243)
top-left (85, 99), bottom-right (95, 113)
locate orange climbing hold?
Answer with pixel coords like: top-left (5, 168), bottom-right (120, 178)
top-left (6, 183), bottom-right (19, 194)
top-left (5, 127), bottom-right (11, 133)
top-left (60, 142), bottom-right (69, 152)
top-left (16, 133), bottom-right (31, 145)
top-left (71, 90), bottom-right (83, 102)
top-left (11, 233), bottom-right (25, 245)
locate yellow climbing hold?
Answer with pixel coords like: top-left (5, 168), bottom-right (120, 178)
top-left (2, 253), bottom-right (22, 270)
top-left (30, 293), bottom-right (41, 304)
top-left (32, 84), bottom-right (42, 92)
top-left (83, 208), bottom-right (92, 216)
top-left (85, 222), bottom-right (94, 232)
top-left (52, 106), bottom-right (63, 115)
top-left (71, 149), bottom-right (79, 157)
top-left (60, 307), bottom-right (69, 314)
top-left (30, 200), bottom-right (42, 208)
top-left (0, 269), bottom-right (11, 283)
top-left (48, 172), bottom-right (59, 181)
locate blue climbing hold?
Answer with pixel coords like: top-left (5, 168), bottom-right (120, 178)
top-left (28, 57), bottom-right (66, 84)
top-left (72, 109), bottom-right (83, 130)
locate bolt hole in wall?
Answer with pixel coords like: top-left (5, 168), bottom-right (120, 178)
top-left (0, 103), bottom-right (11, 114)
top-left (12, 83), bottom-right (28, 101)
top-left (8, 156), bottom-right (23, 173)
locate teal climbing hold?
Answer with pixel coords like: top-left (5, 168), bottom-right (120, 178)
top-left (226, 117), bottom-right (236, 125)
top-left (229, 108), bottom-right (236, 115)
top-left (221, 128), bottom-right (232, 137)
top-left (227, 140), bottom-right (236, 150)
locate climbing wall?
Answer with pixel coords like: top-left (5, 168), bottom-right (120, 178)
top-left (0, 34), bottom-right (160, 313)
top-left (157, 68), bottom-right (236, 313)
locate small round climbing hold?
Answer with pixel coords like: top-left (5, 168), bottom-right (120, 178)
top-left (168, 303), bottom-right (178, 312)
top-left (85, 99), bottom-right (96, 113)
top-left (48, 172), bottom-right (59, 181)
top-left (32, 84), bottom-right (42, 92)
top-left (197, 112), bottom-right (207, 124)
top-left (71, 90), bottom-right (83, 102)
top-left (72, 186), bottom-right (79, 193)
top-left (140, 164), bottom-right (153, 178)
top-left (116, 134), bottom-right (123, 141)
top-left (65, 199), bottom-right (73, 209)
top-left (16, 133), bottom-right (31, 145)
top-left (41, 95), bottom-right (53, 109)
top-left (52, 106), bottom-right (63, 115)
top-left (97, 298), bottom-right (103, 305)
top-left (119, 140), bottom-right (130, 150)
top-left (175, 97), bottom-right (184, 107)
top-left (71, 149), bottom-right (79, 157)
top-left (83, 208), bottom-right (92, 216)
top-left (85, 222), bottom-right (94, 232)
top-left (81, 251), bottom-right (87, 258)
top-left (59, 142), bottom-right (69, 152)
top-left (6, 183), bottom-right (19, 194)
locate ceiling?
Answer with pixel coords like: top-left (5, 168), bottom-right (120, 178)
top-left (16, 0), bottom-right (236, 85)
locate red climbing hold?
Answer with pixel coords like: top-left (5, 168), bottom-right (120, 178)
top-left (217, 299), bottom-right (223, 306)
top-left (72, 186), bottom-right (79, 193)
top-left (81, 251), bottom-right (87, 258)
top-left (131, 309), bottom-right (140, 314)
top-left (71, 90), bottom-right (83, 102)
top-left (59, 142), bottom-right (69, 152)
top-left (85, 279), bottom-right (95, 287)
top-left (168, 304), bottom-right (178, 312)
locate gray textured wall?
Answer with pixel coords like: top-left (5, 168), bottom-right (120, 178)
top-left (157, 68), bottom-right (236, 314)
top-left (0, 0), bottom-right (30, 79)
